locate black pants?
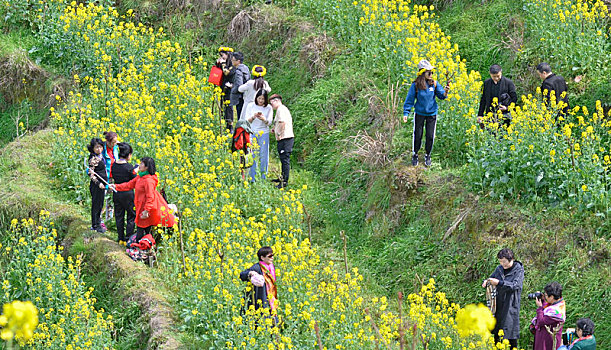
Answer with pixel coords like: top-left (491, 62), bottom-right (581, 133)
top-left (113, 190), bottom-right (136, 242)
top-left (412, 114), bottom-right (437, 155)
top-left (277, 137), bottom-right (294, 185)
top-left (494, 334), bottom-right (517, 349)
top-left (224, 105), bottom-right (234, 131)
top-left (136, 225), bottom-right (152, 241)
top-left (90, 181), bottom-right (105, 229)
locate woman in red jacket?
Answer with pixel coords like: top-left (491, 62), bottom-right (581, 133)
top-left (110, 157), bottom-right (160, 240)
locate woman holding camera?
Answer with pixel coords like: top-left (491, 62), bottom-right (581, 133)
top-left (242, 89), bottom-right (273, 182)
top-left (531, 281), bottom-right (566, 350)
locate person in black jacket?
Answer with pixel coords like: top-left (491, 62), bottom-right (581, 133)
top-left (216, 46), bottom-right (235, 131)
top-left (239, 246), bottom-right (279, 325)
top-left (111, 142), bottom-right (137, 245)
top-left (537, 62), bottom-right (569, 117)
top-left (87, 138), bottom-right (107, 233)
top-left (481, 248), bottom-right (524, 349)
top-left (477, 64), bottom-right (517, 128)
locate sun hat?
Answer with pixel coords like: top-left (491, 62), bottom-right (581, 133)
top-left (417, 59), bottom-right (435, 71)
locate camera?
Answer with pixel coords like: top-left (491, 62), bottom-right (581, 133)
top-left (527, 292), bottom-right (543, 300)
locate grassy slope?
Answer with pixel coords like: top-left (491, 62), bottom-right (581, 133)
top-left (126, 0), bottom-right (611, 347)
top-left (0, 30), bottom-right (52, 146)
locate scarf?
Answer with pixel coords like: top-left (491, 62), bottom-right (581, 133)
top-left (259, 262), bottom-right (277, 310)
top-left (570, 335), bottom-right (593, 349)
top-left (543, 298), bottom-right (566, 322)
top-left (138, 170), bottom-right (149, 177)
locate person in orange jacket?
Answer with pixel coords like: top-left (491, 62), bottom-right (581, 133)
top-left (110, 157), bottom-right (162, 240)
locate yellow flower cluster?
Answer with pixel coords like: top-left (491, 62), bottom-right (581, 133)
top-left (0, 300), bottom-right (39, 342)
top-left (455, 304), bottom-right (495, 339)
top-left (2, 212), bottom-right (114, 349)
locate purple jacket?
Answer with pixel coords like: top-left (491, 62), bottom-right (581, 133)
top-left (533, 299), bottom-right (565, 350)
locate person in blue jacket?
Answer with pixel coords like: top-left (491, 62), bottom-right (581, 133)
top-left (402, 60), bottom-right (449, 167)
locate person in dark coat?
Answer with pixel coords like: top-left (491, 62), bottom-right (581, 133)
top-left (87, 138), bottom-right (107, 233)
top-left (537, 62), bottom-right (569, 117)
top-left (239, 246), bottom-right (278, 324)
top-left (227, 51), bottom-right (250, 131)
top-left (477, 64), bottom-right (518, 128)
top-left (216, 46), bottom-right (235, 131)
top-left (111, 142), bottom-right (137, 245)
top-left (482, 248), bottom-right (524, 349)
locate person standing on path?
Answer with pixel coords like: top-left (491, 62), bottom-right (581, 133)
top-left (270, 94), bottom-right (294, 189)
top-left (110, 157), bottom-right (161, 240)
top-left (229, 52), bottom-right (250, 130)
top-left (477, 64), bottom-right (518, 128)
top-left (239, 65), bottom-right (271, 121)
top-left (243, 90), bottom-right (273, 182)
top-left (87, 138), bottom-right (107, 233)
top-left (536, 62), bottom-right (569, 118)
top-left (111, 142), bottom-right (137, 245)
top-left (481, 248), bottom-right (524, 349)
top-left (531, 281), bottom-right (566, 350)
top-left (215, 46), bottom-right (235, 130)
top-left (402, 59), bottom-right (449, 167)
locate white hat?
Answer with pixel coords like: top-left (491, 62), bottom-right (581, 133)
top-left (417, 59), bottom-right (435, 71)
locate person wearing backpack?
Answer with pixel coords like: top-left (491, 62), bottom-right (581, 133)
top-left (238, 65), bottom-right (271, 121)
top-left (231, 119), bottom-right (254, 180)
top-left (243, 90), bottom-right (273, 182)
top-left (402, 60), bottom-right (450, 167)
top-left (110, 157), bottom-right (165, 240)
top-left (111, 142), bottom-right (137, 245)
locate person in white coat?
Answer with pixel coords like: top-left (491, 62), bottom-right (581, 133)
top-left (242, 89), bottom-right (273, 182)
top-left (239, 65), bottom-right (271, 121)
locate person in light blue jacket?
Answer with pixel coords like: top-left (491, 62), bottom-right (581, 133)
top-left (402, 60), bottom-right (449, 167)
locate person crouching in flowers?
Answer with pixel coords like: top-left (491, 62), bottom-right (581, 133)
top-left (110, 157), bottom-right (160, 241)
top-left (530, 281), bottom-right (565, 350)
top-left (87, 138), bottom-right (107, 233)
top-left (243, 89), bottom-right (273, 182)
top-left (402, 59), bottom-right (449, 167)
top-left (240, 246), bottom-right (279, 325)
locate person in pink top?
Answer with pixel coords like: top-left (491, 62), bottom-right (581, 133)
top-left (531, 281), bottom-right (566, 350)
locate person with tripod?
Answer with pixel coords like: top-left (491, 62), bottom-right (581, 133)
top-left (481, 248), bottom-right (524, 349)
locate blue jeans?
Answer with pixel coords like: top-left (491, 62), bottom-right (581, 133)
top-left (249, 131), bottom-right (270, 181)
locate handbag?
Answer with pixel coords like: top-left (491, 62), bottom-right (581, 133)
top-left (208, 66), bottom-right (223, 86)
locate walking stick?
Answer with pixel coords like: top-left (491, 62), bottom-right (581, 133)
top-left (91, 171), bottom-right (117, 192)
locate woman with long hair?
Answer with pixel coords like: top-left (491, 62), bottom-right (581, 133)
top-left (87, 138), bottom-right (107, 233)
top-left (402, 60), bottom-right (449, 167)
top-left (238, 65), bottom-right (271, 121)
top-left (243, 89), bottom-right (273, 181)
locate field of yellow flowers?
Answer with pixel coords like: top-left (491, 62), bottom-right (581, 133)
top-left (0, 0), bottom-right (516, 348)
top-left (0, 211), bottom-right (114, 349)
top-left (1, 0), bottom-right (609, 347)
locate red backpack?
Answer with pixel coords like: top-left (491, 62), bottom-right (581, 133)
top-left (232, 127), bottom-right (251, 153)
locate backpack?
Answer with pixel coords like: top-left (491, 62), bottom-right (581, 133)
top-left (232, 127), bottom-right (251, 153)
